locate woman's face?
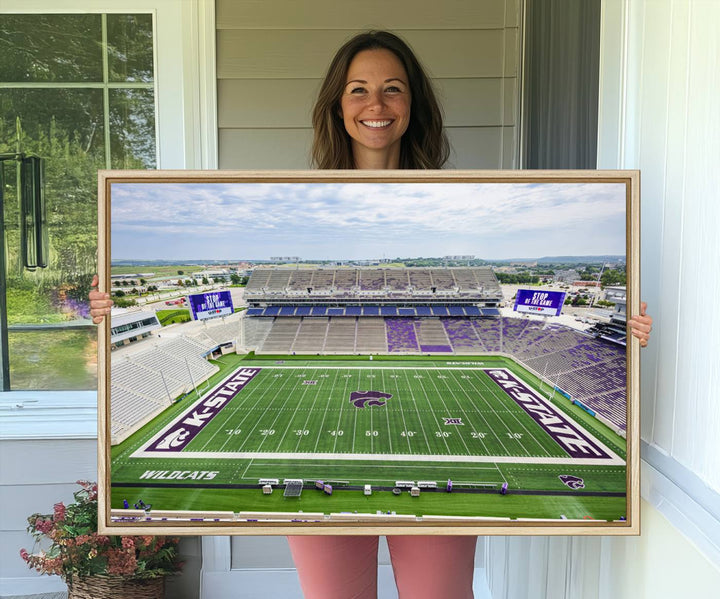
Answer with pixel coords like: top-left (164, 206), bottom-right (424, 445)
top-left (340, 49), bottom-right (411, 166)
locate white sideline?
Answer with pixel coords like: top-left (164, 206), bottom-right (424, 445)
top-left (132, 449), bottom-right (625, 466)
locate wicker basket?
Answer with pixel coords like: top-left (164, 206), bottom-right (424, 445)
top-left (67, 575), bottom-right (164, 599)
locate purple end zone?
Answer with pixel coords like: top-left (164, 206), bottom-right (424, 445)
top-left (147, 367), bottom-right (261, 452)
top-left (483, 369), bottom-right (612, 460)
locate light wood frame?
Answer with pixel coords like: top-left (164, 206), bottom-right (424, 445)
top-left (98, 169), bottom-right (640, 535)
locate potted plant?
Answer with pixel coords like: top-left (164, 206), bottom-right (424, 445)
top-left (20, 480), bottom-right (182, 599)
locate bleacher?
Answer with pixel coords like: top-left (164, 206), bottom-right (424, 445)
top-left (244, 267), bottom-right (502, 303)
top-left (110, 315), bottom-right (244, 444)
top-left (355, 318), bottom-right (387, 352)
top-left (293, 318), bottom-right (330, 352)
top-left (260, 317), bottom-right (301, 353)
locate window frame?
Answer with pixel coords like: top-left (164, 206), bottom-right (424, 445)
top-left (0, 0), bottom-right (216, 432)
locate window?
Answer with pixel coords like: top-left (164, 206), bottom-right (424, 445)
top-left (0, 13), bottom-right (156, 390)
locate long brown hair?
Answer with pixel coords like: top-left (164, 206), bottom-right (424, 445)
top-left (311, 31), bottom-right (449, 169)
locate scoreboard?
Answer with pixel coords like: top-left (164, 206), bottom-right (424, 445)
top-left (513, 289), bottom-right (566, 317)
top-left (188, 291), bottom-right (234, 321)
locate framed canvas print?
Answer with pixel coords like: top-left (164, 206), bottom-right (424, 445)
top-left (97, 170), bottom-right (640, 535)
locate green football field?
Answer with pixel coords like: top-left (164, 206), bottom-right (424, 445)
top-left (110, 354), bottom-right (628, 521)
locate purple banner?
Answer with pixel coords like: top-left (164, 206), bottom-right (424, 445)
top-left (147, 367), bottom-right (261, 452)
top-left (483, 369), bottom-right (611, 459)
top-left (188, 290), bottom-right (234, 321)
top-left (513, 289), bottom-right (566, 316)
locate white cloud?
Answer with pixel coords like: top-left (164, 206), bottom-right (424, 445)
top-left (110, 181), bottom-right (626, 260)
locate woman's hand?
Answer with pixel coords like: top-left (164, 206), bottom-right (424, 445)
top-left (627, 301), bottom-right (652, 348)
top-left (89, 274), bottom-right (113, 324)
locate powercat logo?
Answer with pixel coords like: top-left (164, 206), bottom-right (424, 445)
top-left (559, 474), bottom-right (586, 489)
top-left (147, 368), bottom-right (261, 452)
top-left (350, 390), bottom-right (392, 408)
top-left (156, 429), bottom-right (191, 450)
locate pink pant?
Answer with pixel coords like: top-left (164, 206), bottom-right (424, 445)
top-left (287, 535), bottom-right (477, 599)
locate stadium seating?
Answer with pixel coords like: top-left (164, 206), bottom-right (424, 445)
top-left (355, 318), bottom-right (387, 352)
top-left (287, 269), bottom-right (313, 291)
top-left (324, 318), bottom-right (358, 353)
top-left (416, 319), bottom-right (453, 352)
top-left (408, 269), bottom-right (433, 291)
top-left (442, 318), bottom-right (486, 352)
top-left (293, 318), bottom-right (330, 352)
top-left (243, 267), bottom-right (627, 430)
top-left (260, 317), bottom-right (301, 353)
top-left (429, 268), bottom-right (455, 290)
top-left (386, 318), bottom-right (420, 352)
top-left (333, 269), bottom-right (358, 291)
top-left (359, 269), bottom-right (385, 291)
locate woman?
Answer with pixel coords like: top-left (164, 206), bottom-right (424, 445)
top-left (90, 30), bottom-right (653, 598)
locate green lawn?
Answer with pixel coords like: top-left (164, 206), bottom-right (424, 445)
top-left (155, 308), bottom-right (191, 325)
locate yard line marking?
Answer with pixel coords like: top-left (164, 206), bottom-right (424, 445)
top-left (196, 370), bottom-right (274, 453)
top-left (313, 369), bottom-right (339, 453)
top-left (381, 370), bottom-right (394, 454)
top-left (273, 368), bottom-right (319, 450)
top-left (401, 370), bottom-right (433, 453)
top-left (424, 371), bottom-right (474, 456)
top-left (205, 372), bottom-right (288, 453)
top-left (351, 370), bottom-right (359, 453)
top-left (292, 369), bottom-right (324, 452)
top-left (458, 372), bottom-right (532, 455)
top-left (236, 370), bottom-right (300, 452)
top-left (390, 372), bottom-right (413, 453)
top-left (411, 368), bottom-right (453, 454)
top-left (446, 370), bottom-right (506, 455)
top-left (493, 463), bottom-right (508, 484)
top-left (240, 458), bottom-right (254, 480)
top-left (472, 368), bottom-right (552, 455)
top-left (332, 370), bottom-right (350, 453)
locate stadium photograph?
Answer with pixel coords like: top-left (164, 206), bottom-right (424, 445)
top-left (101, 172), bottom-right (636, 532)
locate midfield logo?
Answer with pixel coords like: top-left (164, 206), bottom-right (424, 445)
top-left (350, 390), bottom-right (392, 408)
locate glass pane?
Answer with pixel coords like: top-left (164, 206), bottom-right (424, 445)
top-left (109, 89), bottom-right (157, 169)
top-left (8, 330), bottom-right (97, 390)
top-left (2, 89), bottom-right (103, 390)
top-left (0, 14), bottom-right (102, 82)
top-left (107, 14), bottom-right (155, 83)
top-left (0, 89), bottom-right (106, 162)
top-left (1, 88), bottom-right (104, 281)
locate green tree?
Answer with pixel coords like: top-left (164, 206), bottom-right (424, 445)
top-left (600, 268), bottom-right (626, 288)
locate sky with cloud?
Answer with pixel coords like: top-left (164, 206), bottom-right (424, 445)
top-left (110, 181), bottom-right (626, 261)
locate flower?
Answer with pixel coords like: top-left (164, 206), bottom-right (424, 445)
top-left (53, 503), bottom-right (66, 522)
top-left (121, 537), bottom-right (135, 549)
top-left (19, 482), bottom-right (181, 584)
